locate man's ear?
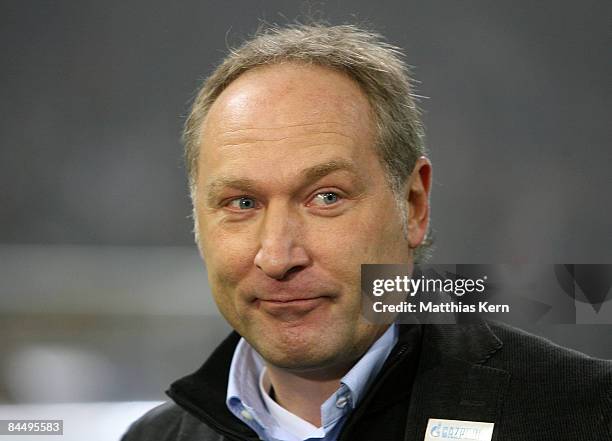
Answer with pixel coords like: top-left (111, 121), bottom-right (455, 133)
top-left (405, 156), bottom-right (432, 248)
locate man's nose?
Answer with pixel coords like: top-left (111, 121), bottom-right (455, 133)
top-left (253, 205), bottom-right (311, 280)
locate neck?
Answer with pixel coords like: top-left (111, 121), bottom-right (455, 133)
top-left (264, 361), bottom-right (354, 427)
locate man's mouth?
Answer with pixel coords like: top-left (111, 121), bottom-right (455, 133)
top-left (254, 295), bottom-right (331, 317)
top-left (256, 293), bottom-right (329, 303)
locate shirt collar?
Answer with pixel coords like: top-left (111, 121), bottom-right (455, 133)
top-left (226, 337), bottom-right (275, 432)
top-left (226, 324), bottom-right (398, 440)
top-left (259, 368), bottom-right (324, 439)
top-left (338, 323), bottom-right (398, 409)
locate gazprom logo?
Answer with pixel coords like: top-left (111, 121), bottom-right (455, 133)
top-left (425, 419), bottom-right (494, 441)
top-left (430, 423), bottom-right (480, 440)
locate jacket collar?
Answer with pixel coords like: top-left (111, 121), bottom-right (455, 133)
top-left (167, 331), bottom-right (258, 441)
top-left (402, 321), bottom-right (509, 441)
top-left (167, 321), bottom-right (507, 441)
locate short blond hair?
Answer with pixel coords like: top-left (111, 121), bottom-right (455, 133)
top-left (184, 23), bottom-right (432, 259)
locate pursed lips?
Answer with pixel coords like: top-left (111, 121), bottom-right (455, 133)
top-left (253, 294), bottom-right (331, 318)
top-left (242, 276), bottom-right (340, 318)
top-left (246, 277), bottom-right (339, 304)
top-left (248, 288), bottom-right (336, 316)
top-left (256, 293), bottom-right (330, 303)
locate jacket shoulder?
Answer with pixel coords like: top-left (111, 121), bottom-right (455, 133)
top-left (490, 322), bottom-right (612, 369)
top-left (121, 401), bottom-right (224, 441)
top-left (488, 322), bottom-right (612, 432)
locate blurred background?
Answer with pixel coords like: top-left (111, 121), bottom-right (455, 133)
top-left (1, 0), bottom-right (610, 438)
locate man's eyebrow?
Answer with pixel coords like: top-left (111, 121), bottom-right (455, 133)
top-left (205, 178), bottom-right (258, 206)
top-left (205, 159), bottom-right (360, 206)
top-left (300, 159), bottom-right (359, 183)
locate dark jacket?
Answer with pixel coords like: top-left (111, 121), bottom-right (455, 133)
top-left (122, 322), bottom-right (612, 441)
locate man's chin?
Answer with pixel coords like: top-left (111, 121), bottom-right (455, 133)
top-left (257, 345), bottom-right (338, 371)
top-left (247, 330), bottom-right (340, 371)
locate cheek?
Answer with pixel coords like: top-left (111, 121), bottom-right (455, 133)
top-left (199, 229), bottom-right (257, 332)
top-left (306, 213), bottom-right (404, 289)
top-left (334, 207), bottom-right (408, 262)
top-left (199, 221), bottom-right (258, 292)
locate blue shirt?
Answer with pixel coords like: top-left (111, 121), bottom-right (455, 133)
top-left (226, 324), bottom-right (398, 441)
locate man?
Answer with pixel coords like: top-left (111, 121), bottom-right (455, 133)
top-left (123, 24), bottom-right (611, 441)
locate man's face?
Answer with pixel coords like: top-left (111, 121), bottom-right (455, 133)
top-left (195, 63), bottom-right (426, 372)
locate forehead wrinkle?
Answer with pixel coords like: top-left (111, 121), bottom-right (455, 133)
top-left (219, 121), bottom-right (348, 134)
top-left (213, 124), bottom-right (360, 149)
top-left (218, 134), bottom-right (357, 149)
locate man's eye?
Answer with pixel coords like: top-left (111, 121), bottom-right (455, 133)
top-left (227, 197), bottom-right (257, 210)
top-left (312, 192), bottom-right (340, 206)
